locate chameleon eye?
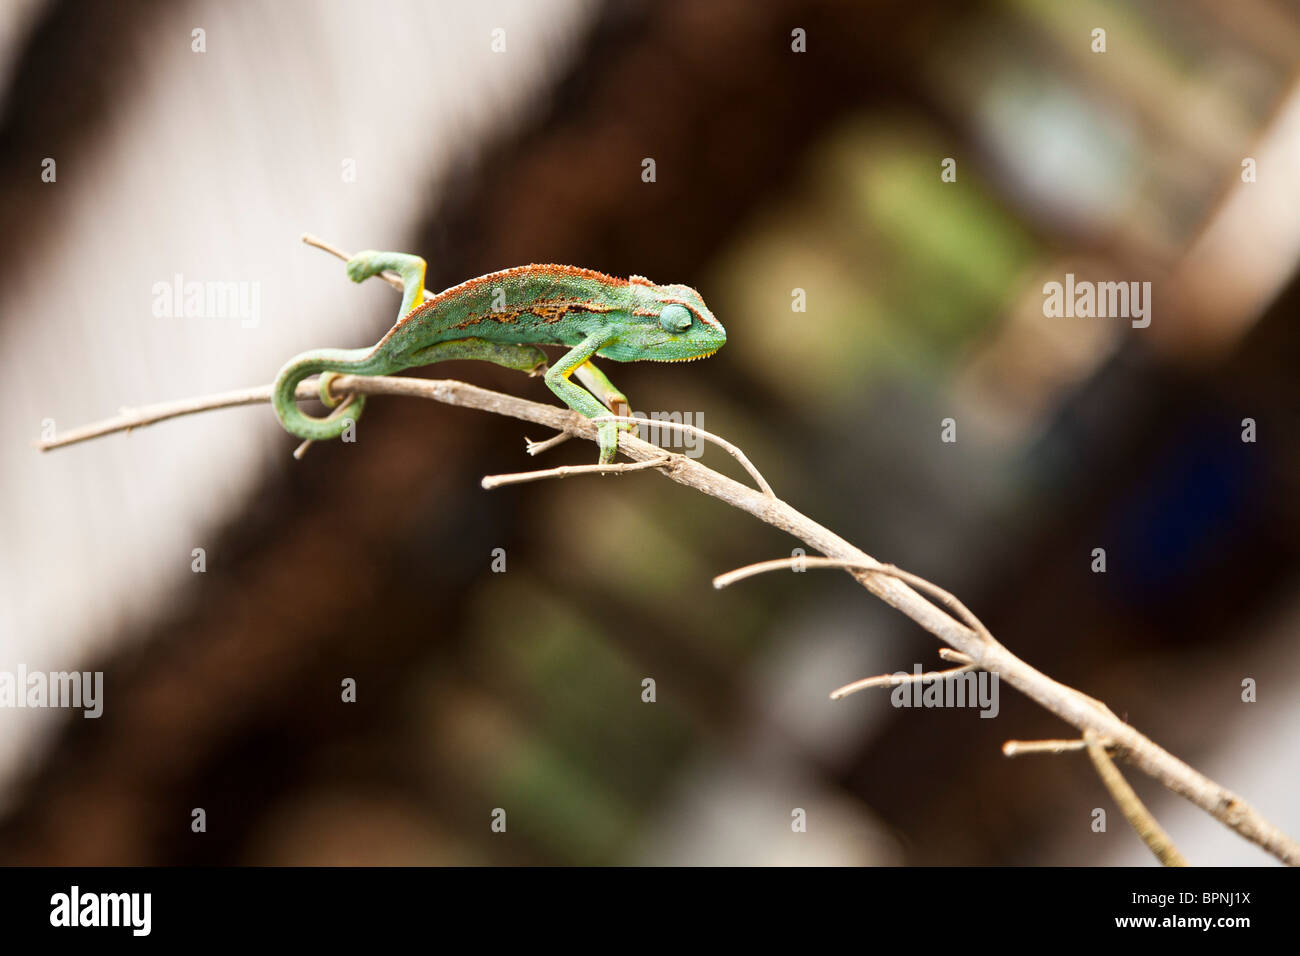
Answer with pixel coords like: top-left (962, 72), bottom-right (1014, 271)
top-left (659, 304), bottom-right (692, 333)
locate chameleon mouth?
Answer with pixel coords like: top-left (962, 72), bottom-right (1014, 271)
top-left (663, 348), bottom-right (719, 362)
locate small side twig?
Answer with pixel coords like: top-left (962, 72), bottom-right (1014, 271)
top-left (1002, 739), bottom-right (1091, 757)
top-left (525, 432), bottom-right (572, 456)
top-left (482, 455), bottom-right (674, 489)
top-left (713, 555), bottom-right (997, 647)
top-left (591, 414), bottom-right (776, 499)
top-left (292, 394), bottom-right (362, 460)
top-left (35, 382), bottom-right (314, 451)
top-left (830, 662), bottom-right (977, 701)
top-left (301, 233), bottom-right (406, 293)
top-left (1085, 729), bottom-right (1189, 867)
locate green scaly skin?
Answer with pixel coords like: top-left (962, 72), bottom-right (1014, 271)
top-left (272, 250), bottom-right (727, 462)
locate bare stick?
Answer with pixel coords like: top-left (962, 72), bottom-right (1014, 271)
top-left (1085, 730), bottom-right (1189, 867)
top-left (301, 233), bottom-right (406, 294)
top-left (591, 413), bottom-right (775, 498)
top-left (830, 663), bottom-right (976, 701)
top-left (291, 396), bottom-right (361, 460)
top-left (34, 374), bottom-right (1300, 865)
top-left (482, 455), bottom-right (673, 489)
top-left (713, 556), bottom-right (997, 647)
top-left (1002, 739), bottom-right (1091, 757)
top-left (36, 381), bottom-right (314, 451)
top-left (525, 432), bottom-right (572, 456)
top-left (715, 556), bottom-right (1122, 722)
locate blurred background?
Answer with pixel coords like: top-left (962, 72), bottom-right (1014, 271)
top-left (1, 0), bottom-right (1298, 865)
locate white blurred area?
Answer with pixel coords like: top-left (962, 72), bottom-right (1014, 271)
top-left (1162, 78), bottom-right (1300, 357)
top-left (0, 0), bottom-right (596, 803)
top-left (1094, 591), bottom-right (1300, 866)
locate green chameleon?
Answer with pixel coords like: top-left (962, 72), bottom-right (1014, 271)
top-left (272, 250), bottom-right (726, 462)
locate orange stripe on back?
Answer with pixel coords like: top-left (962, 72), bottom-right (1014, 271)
top-left (404, 264), bottom-right (628, 322)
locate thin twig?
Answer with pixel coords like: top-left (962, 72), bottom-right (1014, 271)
top-left (482, 455), bottom-right (673, 489)
top-left (291, 395), bottom-right (361, 460)
top-left (590, 413), bottom-right (775, 498)
top-left (1085, 730), bottom-right (1189, 866)
top-left (713, 556), bottom-right (997, 647)
top-left (36, 381), bottom-right (313, 451)
top-left (34, 370), bottom-right (1300, 867)
top-left (525, 432), bottom-right (572, 456)
top-left (301, 232), bottom-right (405, 293)
top-left (713, 556), bottom-right (1124, 721)
top-left (830, 663), bottom-right (977, 701)
top-left (1002, 739), bottom-right (1091, 757)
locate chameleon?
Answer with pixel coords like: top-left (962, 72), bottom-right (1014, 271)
top-left (271, 250), bottom-right (726, 463)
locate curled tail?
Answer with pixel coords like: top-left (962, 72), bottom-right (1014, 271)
top-left (271, 347), bottom-right (386, 441)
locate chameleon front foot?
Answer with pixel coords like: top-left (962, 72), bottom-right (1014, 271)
top-left (596, 421), bottom-right (621, 464)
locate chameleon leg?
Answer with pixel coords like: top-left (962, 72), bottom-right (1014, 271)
top-left (345, 250), bottom-right (427, 316)
top-left (319, 250), bottom-right (431, 406)
top-left (545, 333), bottom-right (621, 463)
top-left (575, 359), bottom-right (637, 448)
top-left (405, 338), bottom-right (548, 375)
top-left (575, 359), bottom-right (631, 419)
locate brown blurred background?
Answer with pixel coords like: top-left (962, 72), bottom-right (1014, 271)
top-left (1, 0), bottom-right (1298, 865)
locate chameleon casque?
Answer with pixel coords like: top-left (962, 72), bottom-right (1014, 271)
top-left (272, 250), bottom-right (726, 462)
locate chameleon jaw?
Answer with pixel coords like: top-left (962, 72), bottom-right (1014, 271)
top-left (662, 348), bottom-right (720, 362)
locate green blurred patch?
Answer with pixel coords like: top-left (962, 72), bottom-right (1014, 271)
top-left (838, 123), bottom-right (1034, 334)
top-left (544, 480), bottom-right (769, 656)
top-left (713, 116), bottom-right (1035, 404)
top-left (713, 208), bottom-right (884, 406)
top-left (550, 482), bottom-right (707, 595)
top-left (493, 734), bottom-right (633, 863)
top-left (467, 573), bottom-right (696, 861)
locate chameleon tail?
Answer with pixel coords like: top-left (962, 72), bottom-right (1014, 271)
top-left (271, 347), bottom-right (387, 441)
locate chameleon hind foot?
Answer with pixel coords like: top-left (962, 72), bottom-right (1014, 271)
top-left (346, 250), bottom-right (428, 315)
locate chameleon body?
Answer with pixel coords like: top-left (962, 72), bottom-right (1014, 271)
top-left (272, 250), bottom-right (726, 462)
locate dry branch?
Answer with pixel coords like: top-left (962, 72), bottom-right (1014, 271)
top-left (36, 372), bottom-right (1300, 866)
top-left (34, 233), bottom-right (1299, 865)
top-left (1085, 730), bottom-right (1189, 867)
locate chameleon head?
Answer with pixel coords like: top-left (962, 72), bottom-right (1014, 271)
top-left (598, 276), bottom-right (727, 363)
